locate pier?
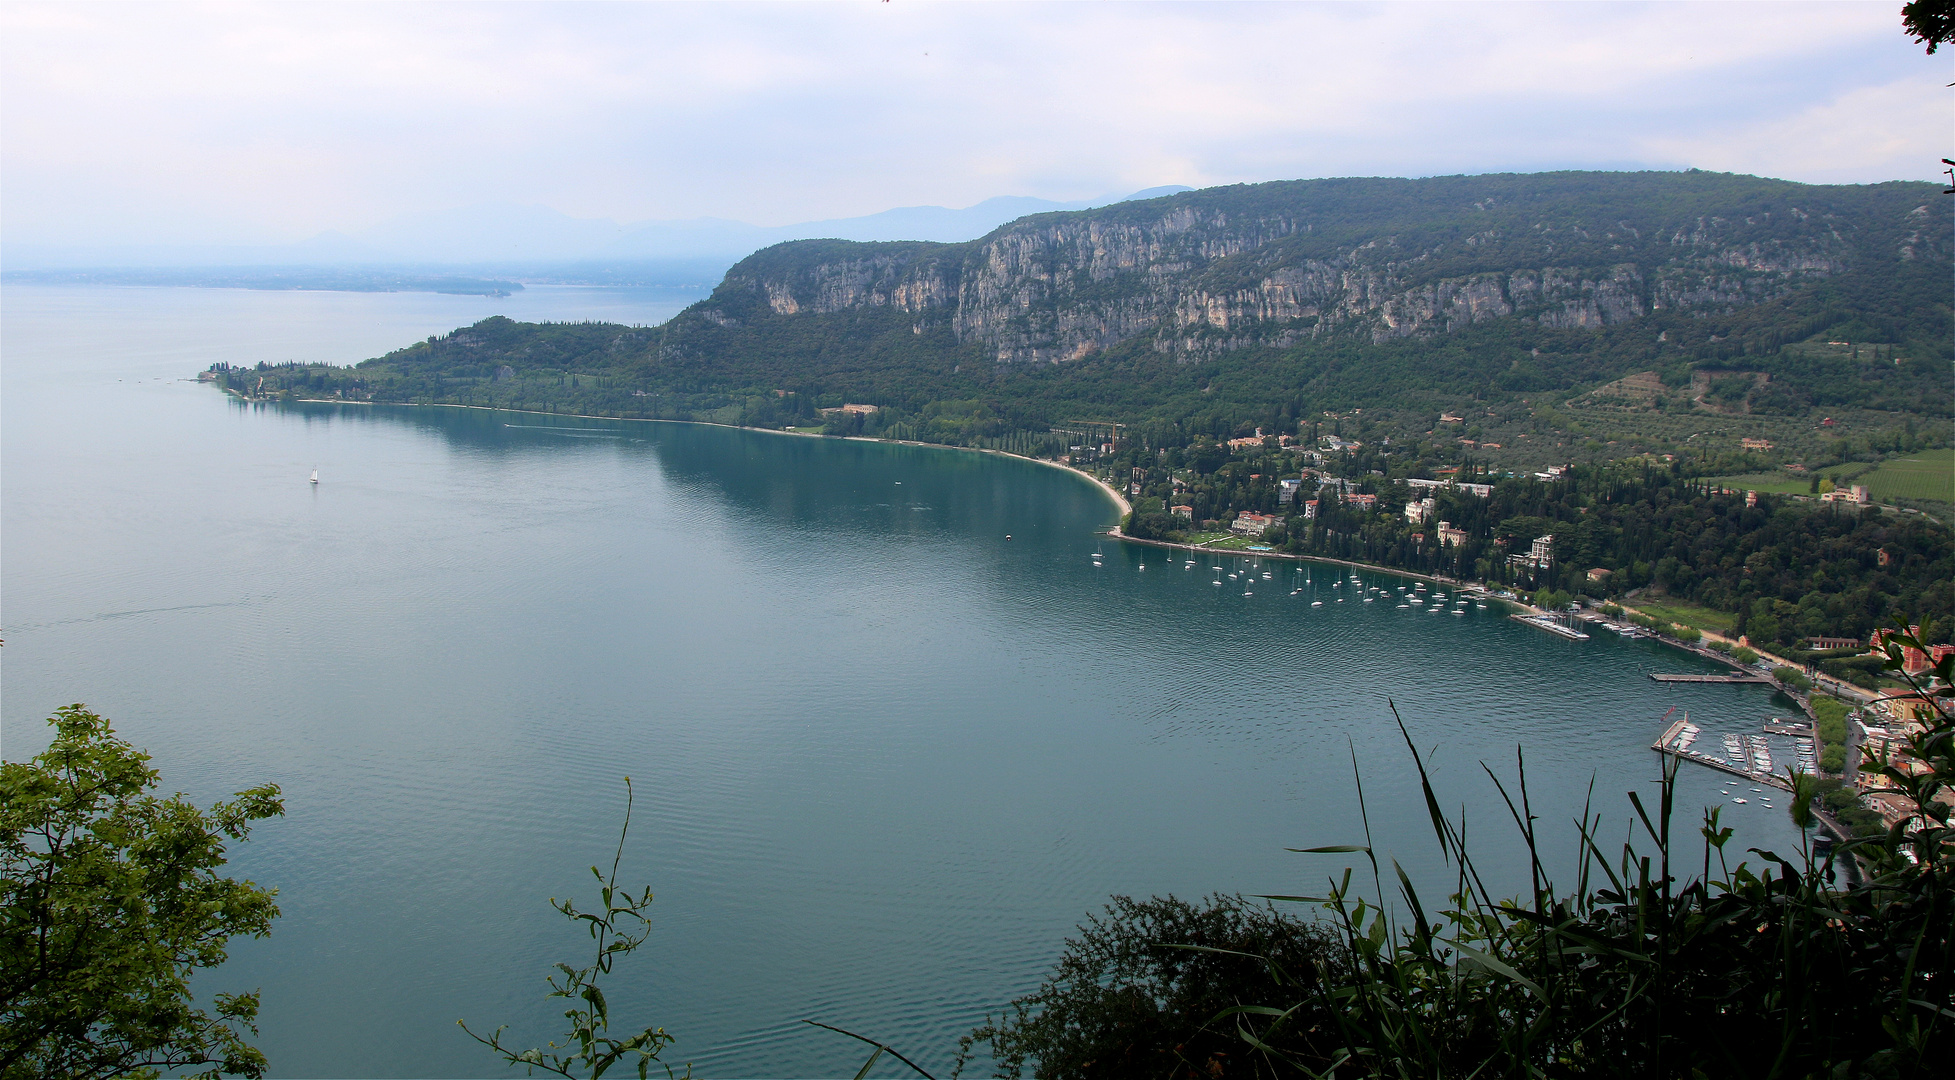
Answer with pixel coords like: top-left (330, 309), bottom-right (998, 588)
top-left (1652, 744), bottom-right (1792, 790)
top-left (1652, 717), bottom-right (1792, 791)
top-left (1649, 673), bottom-right (1772, 684)
top-left (1512, 614), bottom-right (1590, 640)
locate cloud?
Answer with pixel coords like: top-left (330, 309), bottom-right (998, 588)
top-left (3, 1), bottom-right (1947, 249)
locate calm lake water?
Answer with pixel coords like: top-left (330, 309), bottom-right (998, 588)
top-left (2, 283), bottom-right (1803, 1079)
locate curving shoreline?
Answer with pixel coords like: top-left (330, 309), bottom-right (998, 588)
top-left (254, 391), bottom-right (1806, 690)
top-left (1106, 526), bottom-right (1498, 599)
top-left (251, 391), bottom-right (1139, 516)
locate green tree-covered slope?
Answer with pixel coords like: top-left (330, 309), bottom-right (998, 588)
top-left (210, 171), bottom-right (1949, 468)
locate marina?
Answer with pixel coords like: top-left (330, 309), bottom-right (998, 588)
top-left (1654, 715), bottom-right (1794, 791)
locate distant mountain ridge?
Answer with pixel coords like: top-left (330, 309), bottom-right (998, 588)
top-left (203, 170), bottom-right (1950, 478)
top-left (669, 171), bottom-right (1945, 366)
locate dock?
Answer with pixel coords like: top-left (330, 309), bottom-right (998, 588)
top-left (1512, 614), bottom-right (1590, 640)
top-left (1652, 743), bottom-right (1792, 790)
top-left (1652, 716), bottom-right (1792, 790)
top-left (1650, 673), bottom-right (1772, 684)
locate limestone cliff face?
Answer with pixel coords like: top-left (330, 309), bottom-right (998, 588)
top-left (687, 175), bottom-right (1939, 364)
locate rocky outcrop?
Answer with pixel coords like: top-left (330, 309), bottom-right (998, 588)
top-left (687, 174), bottom-right (1944, 365)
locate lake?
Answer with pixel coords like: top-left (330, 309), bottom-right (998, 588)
top-left (1, 283), bottom-right (1804, 1079)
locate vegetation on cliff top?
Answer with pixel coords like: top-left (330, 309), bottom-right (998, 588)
top-left (207, 171), bottom-right (1949, 474)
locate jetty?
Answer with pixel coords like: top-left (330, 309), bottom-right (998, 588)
top-left (1512, 614), bottom-right (1590, 640)
top-left (1649, 673), bottom-right (1772, 684)
top-left (1652, 716), bottom-right (1792, 791)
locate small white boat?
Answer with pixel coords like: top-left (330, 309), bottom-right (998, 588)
top-left (309, 468), bottom-right (319, 484)
top-left (1311, 600), bottom-right (1323, 607)
top-left (1733, 798), bottom-right (1748, 804)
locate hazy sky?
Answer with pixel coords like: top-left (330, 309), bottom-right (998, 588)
top-left (4, 1), bottom-right (1949, 247)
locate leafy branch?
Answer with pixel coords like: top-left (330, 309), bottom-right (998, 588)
top-left (459, 778), bottom-right (687, 1080)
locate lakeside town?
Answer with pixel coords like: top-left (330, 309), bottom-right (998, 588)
top-left (1068, 420), bottom-right (1951, 859)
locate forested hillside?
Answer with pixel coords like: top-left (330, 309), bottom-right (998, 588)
top-left (210, 171), bottom-right (1949, 477)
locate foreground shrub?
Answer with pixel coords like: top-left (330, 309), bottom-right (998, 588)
top-left (956, 895), bottom-right (1347, 1078)
top-left (959, 625), bottom-right (1953, 1079)
top-left (1, 707), bottom-right (284, 1080)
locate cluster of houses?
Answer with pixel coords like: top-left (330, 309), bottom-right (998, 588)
top-left (1226, 427), bottom-right (1296, 452)
top-left (1198, 470), bottom-right (1541, 550)
top-left (1870, 627), bottom-right (1955, 676)
top-left (1854, 688), bottom-right (1951, 830)
top-left (1406, 476), bottom-right (1494, 498)
top-left (1808, 627), bottom-right (1953, 831)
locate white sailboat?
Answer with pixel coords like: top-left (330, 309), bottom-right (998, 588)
top-left (309, 468), bottom-right (319, 485)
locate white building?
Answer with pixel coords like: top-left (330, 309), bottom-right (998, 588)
top-left (1820, 484), bottom-right (1870, 504)
top-left (1509, 534), bottom-right (1554, 570)
top-left (1406, 477), bottom-right (1493, 498)
top-left (1231, 512), bottom-right (1278, 536)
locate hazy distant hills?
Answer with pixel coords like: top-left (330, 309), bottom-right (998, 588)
top-left (2, 187), bottom-right (1196, 284)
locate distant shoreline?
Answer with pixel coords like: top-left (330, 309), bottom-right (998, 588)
top-left (239, 391), bottom-right (1559, 614)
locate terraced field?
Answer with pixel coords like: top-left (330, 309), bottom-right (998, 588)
top-left (1705, 450), bottom-right (1952, 505)
top-left (1861, 450), bottom-right (1955, 504)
